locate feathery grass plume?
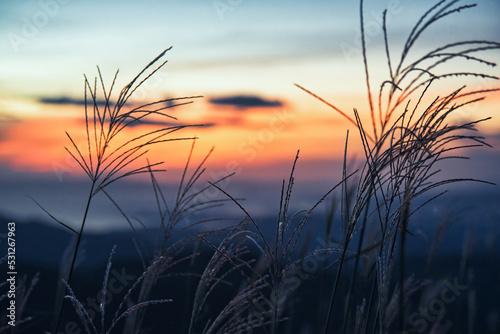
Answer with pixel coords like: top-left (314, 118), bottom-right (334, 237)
top-left (61, 279), bottom-right (97, 334)
top-left (296, 1), bottom-right (498, 332)
top-left (189, 223), bottom-right (262, 334)
top-left (101, 140), bottom-right (238, 333)
top-left (375, 252), bottom-right (393, 334)
top-left (203, 277), bottom-right (273, 334)
top-left (382, 274), bottom-right (430, 333)
top-left (59, 246), bottom-right (171, 334)
top-left (208, 151), bottom-right (354, 334)
top-left (100, 246), bottom-right (117, 332)
top-left (353, 299), bottom-right (367, 334)
top-left (50, 47), bottom-right (204, 333)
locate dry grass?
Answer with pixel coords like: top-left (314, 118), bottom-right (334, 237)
top-left (11, 1), bottom-right (498, 333)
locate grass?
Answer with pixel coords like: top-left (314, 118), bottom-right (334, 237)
top-left (44, 46), bottom-right (208, 334)
top-left (2, 0), bottom-right (499, 333)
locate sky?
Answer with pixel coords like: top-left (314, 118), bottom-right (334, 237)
top-left (0, 0), bottom-right (499, 232)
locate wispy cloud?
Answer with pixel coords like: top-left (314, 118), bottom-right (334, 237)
top-left (208, 95), bottom-right (283, 109)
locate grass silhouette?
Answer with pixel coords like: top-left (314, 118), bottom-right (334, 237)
top-left (296, 1), bottom-right (499, 332)
top-left (44, 47), bottom-right (205, 333)
top-left (7, 0), bottom-right (498, 333)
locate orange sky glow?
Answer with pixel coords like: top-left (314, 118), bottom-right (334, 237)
top-left (0, 88), bottom-right (498, 179)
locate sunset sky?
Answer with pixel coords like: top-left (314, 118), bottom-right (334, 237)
top-left (0, 0), bottom-right (499, 231)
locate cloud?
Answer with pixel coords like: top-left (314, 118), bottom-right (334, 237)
top-left (124, 119), bottom-right (216, 128)
top-left (123, 119), bottom-right (177, 127)
top-left (208, 95), bottom-right (283, 109)
top-left (39, 96), bottom-right (109, 106)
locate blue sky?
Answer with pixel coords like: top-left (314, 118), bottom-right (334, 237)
top-left (1, 0), bottom-right (498, 98)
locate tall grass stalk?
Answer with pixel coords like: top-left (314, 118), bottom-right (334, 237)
top-left (111, 140), bottom-right (238, 334)
top-left (59, 246), bottom-right (172, 334)
top-left (206, 151), bottom-right (355, 334)
top-left (296, 0), bottom-right (498, 332)
top-left (50, 47), bottom-right (204, 333)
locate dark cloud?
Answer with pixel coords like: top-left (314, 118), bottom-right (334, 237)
top-left (39, 96), bottom-right (109, 106)
top-left (209, 95), bottom-right (283, 109)
top-left (125, 119), bottom-right (216, 128)
top-left (123, 119), bottom-right (176, 127)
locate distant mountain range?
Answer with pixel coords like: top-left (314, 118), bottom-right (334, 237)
top-left (4, 185), bottom-right (500, 271)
